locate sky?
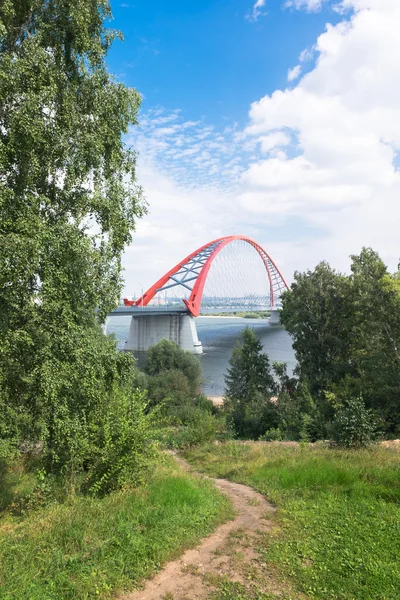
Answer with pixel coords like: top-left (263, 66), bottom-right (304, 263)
top-left (106, 0), bottom-right (400, 296)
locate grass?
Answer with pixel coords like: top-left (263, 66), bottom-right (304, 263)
top-left (0, 457), bottom-right (233, 600)
top-left (185, 441), bottom-right (400, 600)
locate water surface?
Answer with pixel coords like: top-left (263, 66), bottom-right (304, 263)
top-left (107, 316), bottom-right (296, 396)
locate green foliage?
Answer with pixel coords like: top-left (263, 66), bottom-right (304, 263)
top-left (172, 409), bottom-right (221, 449)
top-left (281, 248), bottom-right (400, 436)
top-left (280, 261), bottom-right (353, 401)
top-left (38, 329), bottom-right (156, 492)
top-left (186, 442), bottom-right (400, 600)
top-left (349, 250), bottom-right (400, 433)
top-left (0, 438), bottom-right (18, 476)
top-left (8, 469), bottom-right (55, 516)
top-left (145, 341), bottom-right (225, 449)
top-left (260, 427), bottom-right (283, 441)
top-left (146, 340), bottom-right (201, 395)
top-left (225, 328), bottom-right (275, 402)
top-left (0, 460), bottom-right (233, 599)
top-left (0, 0), bottom-right (151, 487)
top-left (147, 369), bottom-right (192, 409)
top-left (332, 396), bottom-right (380, 449)
top-left (224, 328), bottom-right (277, 439)
top-left (84, 388), bottom-right (157, 496)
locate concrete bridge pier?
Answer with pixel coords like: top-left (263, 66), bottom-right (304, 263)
top-left (125, 313), bottom-right (203, 354)
top-left (102, 317), bottom-right (109, 335)
top-left (269, 308), bottom-right (281, 325)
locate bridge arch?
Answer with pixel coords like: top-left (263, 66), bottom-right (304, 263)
top-left (132, 235), bottom-right (289, 317)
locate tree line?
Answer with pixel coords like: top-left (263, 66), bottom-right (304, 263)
top-left (223, 249), bottom-right (400, 446)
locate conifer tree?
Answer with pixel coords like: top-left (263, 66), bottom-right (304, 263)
top-left (224, 328), bottom-right (277, 438)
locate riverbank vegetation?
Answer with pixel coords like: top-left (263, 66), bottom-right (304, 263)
top-left (280, 248), bottom-right (400, 441)
top-left (219, 248), bottom-right (400, 446)
top-left (185, 441), bottom-right (400, 600)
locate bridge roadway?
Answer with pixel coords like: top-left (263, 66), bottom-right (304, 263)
top-left (107, 304), bottom-right (279, 354)
top-left (109, 304), bottom-right (272, 317)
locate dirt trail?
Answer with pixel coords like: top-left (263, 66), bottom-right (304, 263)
top-left (123, 456), bottom-right (276, 600)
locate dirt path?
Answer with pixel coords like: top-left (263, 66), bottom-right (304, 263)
top-left (123, 456), bottom-right (277, 600)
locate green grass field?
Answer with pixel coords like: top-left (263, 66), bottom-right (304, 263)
top-left (0, 457), bottom-right (233, 600)
top-left (185, 442), bottom-right (400, 600)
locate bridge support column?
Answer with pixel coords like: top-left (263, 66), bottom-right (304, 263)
top-left (102, 317), bottom-right (109, 335)
top-left (125, 313), bottom-right (203, 354)
top-left (269, 308), bottom-right (281, 325)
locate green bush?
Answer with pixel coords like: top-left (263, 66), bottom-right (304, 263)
top-left (37, 328), bottom-right (145, 481)
top-left (8, 469), bottom-right (55, 516)
top-left (174, 409), bottom-right (220, 448)
top-left (332, 395), bottom-right (380, 449)
top-left (224, 328), bottom-right (278, 439)
top-left (260, 427), bottom-right (284, 441)
top-left (0, 439), bottom-right (18, 476)
top-left (226, 391), bottom-right (279, 440)
top-left (194, 393), bottom-right (215, 413)
top-left (84, 388), bottom-right (157, 496)
top-left (147, 369), bottom-right (192, 409)
top-left (146, 340), bottom-right (201, 394)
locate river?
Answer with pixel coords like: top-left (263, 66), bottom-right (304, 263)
top-left (106, 316), bottom-right (296, 396)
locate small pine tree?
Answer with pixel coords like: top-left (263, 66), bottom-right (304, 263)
top-left (225, 328), bottom-right (275, 401)
top-left (224, 328), bottom-right (277, 438)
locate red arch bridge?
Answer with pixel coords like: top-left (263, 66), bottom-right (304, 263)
top-left (107, 235), bottom-right (288, 354)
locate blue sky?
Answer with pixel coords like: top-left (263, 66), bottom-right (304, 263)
top-left (104, 1), bottom-right (400, 296)
top-left (108, 0), bottom-right (340, 125)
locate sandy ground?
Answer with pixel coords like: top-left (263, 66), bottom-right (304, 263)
top-left (122, 456), bottom-right (278, 600)
top-left (208, 396), bottom-right (224, 406)
top-left (380, 439), bottom-right (400, 449)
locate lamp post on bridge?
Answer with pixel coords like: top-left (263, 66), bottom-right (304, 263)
top-left (137, 282), bottom-right (144, 310)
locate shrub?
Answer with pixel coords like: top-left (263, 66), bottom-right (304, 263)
top-left (174, 409), bottom-right (219, 448)
top-left (194, 393), bottom-right (214, 413)
top-left (84, 388), bottom-right (157, 496)
top-left (332, 396), bottom-right (380, 449)
top-left (224, 329), bottom-right (278, 439)
top-left (146, 340), bottom-right (201, 394)
top-left (226, 391), bottom-right (279, 439)
top-left (147, 369), bottom-right (192, 409)
top-left (260, 427), bottom-right (284, 441)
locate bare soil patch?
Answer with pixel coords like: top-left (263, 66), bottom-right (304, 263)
top-left (122, 456), bottom-right (280, 600)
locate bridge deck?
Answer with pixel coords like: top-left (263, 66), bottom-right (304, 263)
top-left (108, 305), bottom-right (274, 317)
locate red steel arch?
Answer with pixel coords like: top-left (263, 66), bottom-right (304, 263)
top-left (130, 235), bottom-right (288, 317)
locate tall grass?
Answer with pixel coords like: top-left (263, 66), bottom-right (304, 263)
top-left (185, 442), bottom-right (400, 600)
top-left (0, 458), bottom-right (233, 599)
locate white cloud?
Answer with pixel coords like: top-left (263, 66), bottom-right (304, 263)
top-left (299, 47), bottom-right (314, 62)
top-left (242, 0), bottom-right (400, 272)
top-left (287, 65), bottom-right (302, 81)
top-left (246, 0), bottom-right (267, 22)
top-left (122, 0), bottom-right (400, 295)
top-left (258, 131), bottom-right (291, 153)
top-left (285, 0), bottom-right (325, 10)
